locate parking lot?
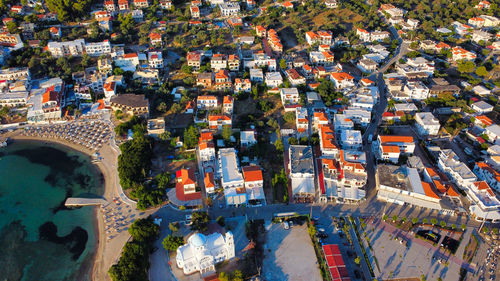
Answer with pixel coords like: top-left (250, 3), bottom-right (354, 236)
top-left (262, 221), bottom-right (323, 281)
top-left (477, 245), bottom-right (499, 281)
top-left (365, 219), bottom-right (462, 281)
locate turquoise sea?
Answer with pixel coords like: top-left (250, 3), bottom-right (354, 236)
top-left (0, 140), bottom-right (104, 281)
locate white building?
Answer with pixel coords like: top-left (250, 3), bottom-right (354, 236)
top-left (334, 114), bottom-right (354, 133)
top-left (240, 130), bottom-right (257, 147)
top-left (242, 165), bottom-right (266, 205)
top-left (438, 149), bottom-right (477, 189)
top-left (176, 232), bottom-right (235, 275)
top-left (377, 165), bottom-right (443, 211)
top-left (289, 145), bottom-right (316, 199)
top-left (322, 151), bottom-right (367, 202)
top-left (472, 101), bottom-right (494, 114)
top-left (415, 112), bottom-right (440, 136)
top-left (330, 72), bottom-right (355, 89)
top-left (148, 51), bottom-right (163, 69)
top-left (249, 68), bottom-right (264, 83)
top-left (296, 107), bottom-right (309, 135)
top-left (403, 80), bottom-right (430, 100)
top-left (218, 148), bottom-right (247, 206)
top-left (280, 88), bottom-right (300, 111)
top-left (199, 141), bottom-right (216, 162)
top-left (485, 125), bottom-right (500, 145)
top-left (342, 108), bottom-right (371, 127)
top-left (85, 40), bottom-right (112, 56)
top-left (211, 54), bottom-right (227, 70)
top-left (114, 53), bottom-right (140, 72)
top-left (357, 59), bottom-right (377, 73)
top-left (219, 3), bottom-right (240, 17)
top-left (197, 95), bottom-right (218, 109)
top-left (377, 135), bottom-right (415, 163)
top-left (474, 162), bottom-right (500, 192)
top-left (0, 67), bottom-right (30, 81)
top-left (340, 130), bottom-right (362, 150)
top-left (467, 181), bottom-right (500, 222)
top-left (47, 39), bottom-right (86, 57)
top-left (265, 72), bottom-right (283, 88)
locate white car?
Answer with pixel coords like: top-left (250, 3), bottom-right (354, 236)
top-left (185, 214), bottom-right (192, 225)
top-left (283, 221), bottom-right (289, 230)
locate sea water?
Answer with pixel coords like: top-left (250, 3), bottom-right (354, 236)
top-left (0, 140), bottom-right (104, 281)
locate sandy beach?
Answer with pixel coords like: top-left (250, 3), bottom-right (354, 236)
top-left (6, 131), bottom-right (146, 281)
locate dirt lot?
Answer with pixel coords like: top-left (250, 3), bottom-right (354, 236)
top-left (262, 222), bottom-right (322, 281)
top-left (312, 8), bottom-right (363, 26)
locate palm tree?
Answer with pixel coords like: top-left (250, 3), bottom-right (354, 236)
top-left (392, 215), bottom-right (398, 223)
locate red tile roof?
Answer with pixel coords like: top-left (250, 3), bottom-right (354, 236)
top-left (242, 165), bottom-right (263, 182)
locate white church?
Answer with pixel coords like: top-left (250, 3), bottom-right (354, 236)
top-left (176, 231), bottom-right (235, 275)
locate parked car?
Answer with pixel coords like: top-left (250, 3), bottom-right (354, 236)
top-left (283, 221), bottom-right (289, 230)
top-left (316, 232), bottom-right (328, 238)
top-left (185, 214), bottom-right (192, 225)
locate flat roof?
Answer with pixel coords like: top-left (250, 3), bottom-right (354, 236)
top-left (290, 145), bottom-right (314, 174)
top-left (218, 148), bottom-right (244, 184)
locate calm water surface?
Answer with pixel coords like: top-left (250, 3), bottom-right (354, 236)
top-left (0, 140), bottom-right (104, 281)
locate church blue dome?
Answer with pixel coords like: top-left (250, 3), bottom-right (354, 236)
top-left (189, 233), bottom-right (207, 247)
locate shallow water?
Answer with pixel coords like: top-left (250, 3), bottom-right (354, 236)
top-left (0, 140), bottom-right (103, 281)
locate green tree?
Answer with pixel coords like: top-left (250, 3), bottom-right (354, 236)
top-left (232, 270), bottom-right (244, 281)
top-left (279, 58), bottom-right (287, 69)
top-left (476, 66), bottom-right (489, 77)
top-left (183, 125), bottom-right (199, 149)
top-left (216, 216), bottom-right (225, 227)
top-left (288, 137), bottom-right (298, 145)
top-left (109, 217), bottom-right (159, 281)
top-left (191, 211), bottom-right (209, 232)
top-left (169, 222), bottom-right (179, 232)
top-left (157, 102), bottom-right (168, 113)
top-left (283, 111), bottom-right (296, 123)
top-left (46, 0), bottom-right (93, 21)
top-left (222, 125), bottom-right (232, 141)
top-left (128, 217), bottom-right (160, 243)
top-left (274, 139), bottom-right (283, 152)
top-left (354, 256), bottom-right (361, 265)
top-left (162, 235), bottom-right (184, 251)
top-left (6, 21), bottom-right (18, 34)
top-left (423, 218), bottom-right (428, 224)
top-left (119, 13), bottom-right (135, 35)
top-left (156, 172), bottom-right (171, 189)
top-left (430, 218), bottom-right (438, 225)
top-left (308, 224), bottom-right (317, 237)
top-left (219, 272), bottom-right (230, 281)
top-left (461, 224), bottom-right (466, 231)
top-left (158, 131), bottom-right (172, 142)
top-left (392, 215), bottom-right (398, 222)
top-left (440, 221), bottom-right (446, 228)
top-left (457, 60), bottom-right (476, 73)
top-left (181, 64), bottom-right (193, 74)
top-left (412, 217), bottom-right (419, 224)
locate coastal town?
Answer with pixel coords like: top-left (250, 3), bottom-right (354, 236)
top-left (0, 0), bottom-right (500, 280)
